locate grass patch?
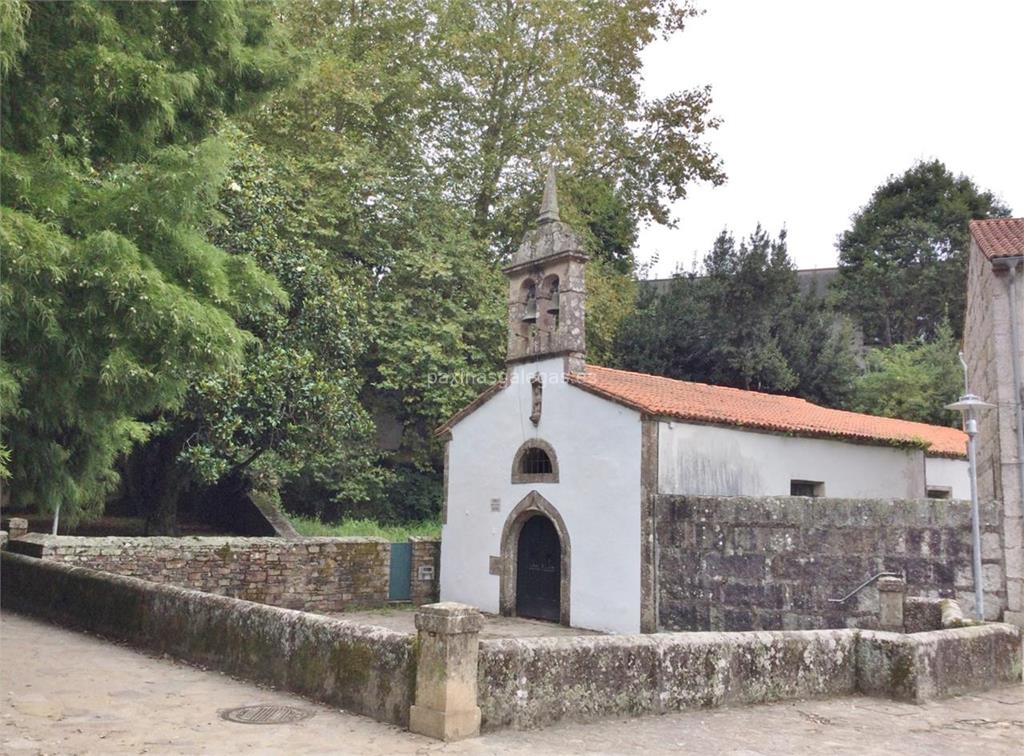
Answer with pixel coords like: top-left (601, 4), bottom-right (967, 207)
top-left (286, 515), bottom-right (440, 541)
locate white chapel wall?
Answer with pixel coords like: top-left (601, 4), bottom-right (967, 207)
top-left (924, 456), bottom-right (970, 500)
top-left (440, 357), bottom-right (643, 634)
top-left (657, 421), bottom-right (927, 499)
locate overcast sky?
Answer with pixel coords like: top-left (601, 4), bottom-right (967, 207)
top-left (638, 0), bottom-right (1024, 278)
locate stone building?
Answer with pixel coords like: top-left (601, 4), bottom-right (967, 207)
top-left (964, 218), bottom-right (1024, 625)
top-left (437, 170), bottom-right (970, 634)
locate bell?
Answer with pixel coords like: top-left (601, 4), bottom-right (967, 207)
top-left (522, 297), bottom-right (538, 322)
top-left (547, 287), bottom-right (560, 314)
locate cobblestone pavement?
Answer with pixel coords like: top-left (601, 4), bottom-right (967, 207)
top-left (2, 612), bottom-right (1021, 755)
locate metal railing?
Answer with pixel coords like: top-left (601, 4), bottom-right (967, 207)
top-left (827, 571), bottom-right (902, 604)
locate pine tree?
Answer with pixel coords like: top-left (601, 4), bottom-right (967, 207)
top-left (614, 227), bottom-right (859, 405)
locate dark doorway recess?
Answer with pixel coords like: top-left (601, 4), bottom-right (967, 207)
top-left (515, 514), bottom-right (561, 622)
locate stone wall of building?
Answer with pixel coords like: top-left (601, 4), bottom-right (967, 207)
top-left (963, 238), bottom-right (1023, 625)
top-left (8, 534), bottom-right (390, 613)
top-left (655, 495), bottom-right (1006, 630)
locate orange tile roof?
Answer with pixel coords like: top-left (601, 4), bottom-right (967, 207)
top-left (568, 365), bottom-right (967, 458)
top-left (970, 218), bottom-right (1024, 260)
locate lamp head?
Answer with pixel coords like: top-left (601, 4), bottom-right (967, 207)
top-left (944, 394), bottom-right (995, 415)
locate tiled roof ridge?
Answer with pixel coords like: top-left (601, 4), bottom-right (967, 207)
top-left (569, 364), bottom-right (967, 458)
top-left (576, 364), bottom-right (816, 405)
top-left (970, 217), bottom-right (1024, 260)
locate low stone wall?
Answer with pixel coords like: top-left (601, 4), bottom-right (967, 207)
top-left (478, 624), bottom-right (1022, 730)
top-left (656, 495), bottom-right (1006, 630)
top-left (478, 630), bottom-right (856, 730)
top-left (1, 551), bottom-right (416, 725)
top-left (8, 534), bottom-right (389, 613)
top-left (3, 555), bottom-right (1019, 739)
top-left (857, 625), bottom-right (1023, 701)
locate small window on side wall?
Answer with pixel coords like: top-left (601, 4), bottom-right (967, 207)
top-left (511, 440), bottom-right (559, 484)
top-left (790, 479), bottom-right (825, 497)
top-left (926, 486), bottom-right (952, 499)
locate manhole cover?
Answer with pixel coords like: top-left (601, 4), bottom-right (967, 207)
top-left (219, 704), bottom-right (314, 725)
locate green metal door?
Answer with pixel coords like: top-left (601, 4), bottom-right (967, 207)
top-left (388, 542), bottom-right (412, 601)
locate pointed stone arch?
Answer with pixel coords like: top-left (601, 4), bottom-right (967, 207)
top-left (499, 491), bottom-right (571, 625)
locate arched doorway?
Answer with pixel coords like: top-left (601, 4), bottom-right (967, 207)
top-left (500, 491), bottom-right (571, 625)
top-left (515, 514), bottom-right (561, 621)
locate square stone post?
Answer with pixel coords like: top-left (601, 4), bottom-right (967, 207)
top-left (7, 518), bottom-right (28, 540)
top-left (877, 576), bottom-right (906, 632)
top-left (409, 602), bottom-right (483, 741)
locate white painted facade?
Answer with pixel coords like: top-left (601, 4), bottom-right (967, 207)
top-left (440, 358), bottom-right (644, 634)
top-left (924, 456), bottom-right (971, 500)
top-left (441, 360), bottom-right (971, 634)
top-left (657, 421), bottom-right (927, 499)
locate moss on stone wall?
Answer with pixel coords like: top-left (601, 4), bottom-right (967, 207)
top-left (0, 552), bottom-right (417, 727)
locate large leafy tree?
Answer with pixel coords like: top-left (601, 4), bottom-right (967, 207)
top-left (615, 227), bottom-right (859, 405)
top-left (422, 0), bottom-right (724, 253)
top-left (272, 0), bottom-right (723, 258)
top-left (240, 0), bottom-right (720, 518)
top-left (850, 321), bottom-right (963, 427)
top-left (834, 160), bottom-right (1010, 346)
top-left (117, 137), bottom-right (382, 533)
top-left (0, 1), bottom-right (291, 525)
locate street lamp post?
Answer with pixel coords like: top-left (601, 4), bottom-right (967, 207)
top-left (945, 392), bottom-right (995, 621)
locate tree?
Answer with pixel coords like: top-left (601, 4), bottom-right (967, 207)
top-left (235, 0), bottom-right (722, 519)
top-left (834, 160), bottom-right (1010, 346)
top-left (850, 321), bottom-right (963, 427)
top-left (116, 136), bottom-right (381, 533)
top-left (1, 1), bottom-right (291, 525)
top-left (586, 259), bottom-right (639, 367)
top-left (274, 0), bottom-right (724, 258)
top-left (614, 227), bottom-right (859, 405)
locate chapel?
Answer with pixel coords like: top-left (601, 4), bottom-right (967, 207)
top-left (437, 169), bottom-right (969, 633)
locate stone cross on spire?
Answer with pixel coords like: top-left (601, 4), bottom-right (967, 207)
top-left (537, 163), bottom-right (559, 224)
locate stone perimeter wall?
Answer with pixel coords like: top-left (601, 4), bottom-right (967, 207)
top-left (8, 534), bottom-right (392, 613)
top-left (2, 553), bottom-right (1020, 738)
top-left (656, 495), bottom-right (1006, 630)
top-left (478, 624), bottom-right (1022, 730)
top-left (0, 551), bottom-right (416, 726)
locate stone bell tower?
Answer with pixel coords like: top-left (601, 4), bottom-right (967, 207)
top-left (504, 166), bottom-right (588, 373)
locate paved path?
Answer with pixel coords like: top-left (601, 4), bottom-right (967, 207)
top-left (334, 607), bottom-right (601, 639)
top-left (1, 612), bottom-right (1021, 755)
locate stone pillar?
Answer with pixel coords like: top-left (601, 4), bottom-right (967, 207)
top-left (409, 538), bottom-right (440, 606)
top-left (877, 576), bottom-right (906, 632)
top-left (7, 518), bottom-right (28, 540)
top-left (409, 602), bottom-right (483, 741)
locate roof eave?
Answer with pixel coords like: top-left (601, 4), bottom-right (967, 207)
top-left (567, 374), bottom-right (965, 458)
top-left (432, 379), bottom-right (508, 438)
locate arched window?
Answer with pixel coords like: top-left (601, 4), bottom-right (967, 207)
top-left (521, 280), bottom-right (538, 323)
top-left (521, 447), bottom-right (553, 474)
top-left (541, 275), bottom-right (560, 329)
top-left (511, 439), bottom-right (559, 483)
